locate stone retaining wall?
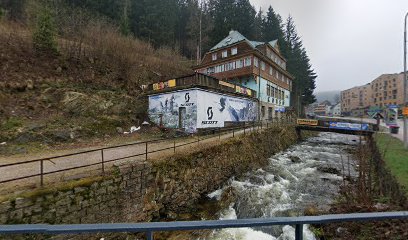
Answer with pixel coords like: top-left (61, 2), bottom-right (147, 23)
top-left (0, 162), bottom-right (151, 225)
top-left (0, 125), bottom-right (305, 239)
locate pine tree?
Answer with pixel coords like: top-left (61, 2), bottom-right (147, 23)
top-left (0, 0), bottom-right (26, 21)
top-left (137, 0), bottom-right (178, 47)
top-left (33, 6), bottom-right (58, 54)
top-left (283, 16), bottom-right (316, 113)
top-left (262, 6), bottom-right (284, 42)
top-left (120, 0), bottom-right (131, 36)
top-left (252, 8), bottom-right (263, 40)
top-left (234, 0), bottom-right (256, 38)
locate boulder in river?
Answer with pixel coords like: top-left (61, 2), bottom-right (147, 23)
top-left (317, 166), bottom-right (340, 175)
top-left (289, 155), bottom-right (301, 163)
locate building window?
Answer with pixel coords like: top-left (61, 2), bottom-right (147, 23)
top-left (269, 66), bottom-right (273, 75)
top-left (244, 57), bottom-right (251, 66)
top-left (261, 61), bottom-right (265, 70)
top-left (207, 67), bottom-right (215, 74)
top-left (229, 62), bottom-right (235, 70)
top-left (254, 57), bottom-right (259, 67)
top-left (212, 53), bottom-right (217, 61)
top-left (236, 59), bottom-right (243, 68)
top-left (231, 47), bottom-right (237, 55)
top-left (222, 50), bottom-right (227, 58)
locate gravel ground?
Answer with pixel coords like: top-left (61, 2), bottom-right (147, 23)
top-left (0, 126), bottom-right (262, 195)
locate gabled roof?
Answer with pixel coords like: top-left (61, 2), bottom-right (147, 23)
top-left (268, 40), bottom-right (278, 48)
top-left (210, 31), bottom-right (248, 51)
top-left (210, 30), bottom-right (279, 52)
top-left (249, 41), bottom-right (264, 48)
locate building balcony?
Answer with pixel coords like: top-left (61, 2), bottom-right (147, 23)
top-left (144, 73), bottom-right (257, 98)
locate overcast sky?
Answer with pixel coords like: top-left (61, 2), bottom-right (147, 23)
top-left (250, 0), bottom-right (408, 93)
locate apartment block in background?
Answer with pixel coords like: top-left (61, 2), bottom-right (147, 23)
top-left (370, 73), bottom-right (404, 107)
top-left (341, 83), bottom-right (371, 116)
top-left (340, 72), bottom-right (405, 116)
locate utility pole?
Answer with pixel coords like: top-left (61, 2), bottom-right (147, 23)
top-left (198, 1), bottom-right (203, 65)
top-left (404, 12), bottom-right (408, 148)
top-left (258, 61), bottom-right (262, 122)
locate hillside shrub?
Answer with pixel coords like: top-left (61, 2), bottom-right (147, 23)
top-left (32, 7), bottom-right (57, 54)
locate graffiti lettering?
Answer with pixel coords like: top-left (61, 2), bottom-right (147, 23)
top-left (207, 107), bottom-right (214, 120)
top-left (201, 121), bottom-right (218, 124)
top-left (181, 103), bottom-right (194, 107)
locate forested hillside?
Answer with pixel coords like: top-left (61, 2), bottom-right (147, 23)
top-left (0, 0), bottom-right (316, 154)
top-left (1, 0), bottom-right (316, 103)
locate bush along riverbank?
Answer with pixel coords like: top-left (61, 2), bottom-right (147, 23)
top-left (144, 125), bottom-right (305, 220)
top-left (318, 135), bottom-right (408, 240)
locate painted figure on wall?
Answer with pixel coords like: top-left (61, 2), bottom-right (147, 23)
top-left (148, 90), bottom-right (197, 133)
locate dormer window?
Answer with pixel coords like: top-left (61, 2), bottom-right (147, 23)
top-left (222, 50), bottom-right (228, 58)
top-left (212, 53), bottom-right (217, 61)
top-left (231, 47), bottom-right (237, 55)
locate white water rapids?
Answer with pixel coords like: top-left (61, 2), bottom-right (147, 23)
top-left (203, 132), bottom-right (360, 240)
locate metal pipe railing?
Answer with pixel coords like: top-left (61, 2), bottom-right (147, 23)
top-left (0, 211), bottom-right (407, 240)
top-left (0, 120), bottom-right (284, 187)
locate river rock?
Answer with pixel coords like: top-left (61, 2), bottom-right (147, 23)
top-left (15, 132), bottom-right (36, 144)
top-left (373, 203), bottom-right (390, 211)
top-left (289, 155), bottom-right (301, 163)
top-left (51, 131), bottom-right (71, 142)
top-left (336, 227), bottom-right (349, 235)
top-left (26, 123), bottom-right (46, 132)
top-left (317, 166), bottom-right (340, 175)
top-left (26, 79), bottom-right (34, 90)
top-left (116, 127), bottom-right (123, 134)
top-left (304, 206), bottom-right (319, 216)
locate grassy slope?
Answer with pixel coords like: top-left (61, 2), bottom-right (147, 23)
top-left (375, 133), bottom-right (408, 193)
top-left (0, 21), bottom-right (193, 156)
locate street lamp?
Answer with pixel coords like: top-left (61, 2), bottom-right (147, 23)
top-left (404, 11), bottom-right (408, 148)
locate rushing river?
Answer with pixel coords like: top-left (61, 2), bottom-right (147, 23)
top-left (203, 132), bottom-right (360, 240)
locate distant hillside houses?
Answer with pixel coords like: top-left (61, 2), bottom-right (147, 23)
top-left (306, 101), bottom-right (341, 117)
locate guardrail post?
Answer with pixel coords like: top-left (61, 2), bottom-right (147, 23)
top-left (173, 139), bottom-right (176, 153)
top-left (145, 142), bottom-right (148, 161)
top-left (233, 127), bottom-right (235, 137)
top-left (197, 134), bottom-right (200, 144)
top-left (244, 122), bottom-right (246, 135)
top-left (40, 159), bottom-right (44, 186)
top-left (295, 224), bottom-right (303, 240)
top-left (101, 149), bottom-right (105, 173)
top-left (146, 231), bottom-right (153, 240)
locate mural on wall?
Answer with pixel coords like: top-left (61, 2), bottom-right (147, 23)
top-left (197, 90), bottom-right (257, 128)
top-left (148, 90), bottom-right (197, 133)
